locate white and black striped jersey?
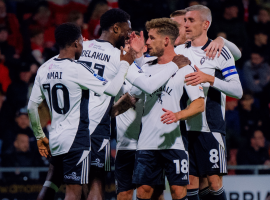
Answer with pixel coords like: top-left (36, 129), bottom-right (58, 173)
top-left (78, 39), bottom-right (121, 139)
top-left (29, 57), bottom-right (110, 156)
top-left (175, 39), bottom-right (239, 135)
top-left (130, 60), bottom-right (204, 150)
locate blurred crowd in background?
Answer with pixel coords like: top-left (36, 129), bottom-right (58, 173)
top-left (0, 0), bottom-right (270, 177)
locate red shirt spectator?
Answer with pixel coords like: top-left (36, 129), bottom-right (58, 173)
top-left (0, 62), bottom-right (11, 94)
top-left (0, 0), bottom-right (23, 54)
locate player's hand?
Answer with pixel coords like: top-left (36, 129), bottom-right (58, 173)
top-left (172, 55), bottom-right (191, 69)
top-left (185, 65), bottom-right (214, 86)
top-left (129, 31), bottom-right (145, 56)
top-left (120, 46), bottom-right (136, 65)
top-left (37, 137), bottom-right (51, 158)
top-left (161, 108), bottom-right (179, 124)
top-left (204, 37), bottom-right (224, 59)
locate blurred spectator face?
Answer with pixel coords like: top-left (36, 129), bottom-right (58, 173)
top-left (251, 53), bottom-right (264, 65)
top-left (189, 1), bottom-right (200, 6)
top-left (34, 7), bottom-right (51, 27)
top-left (14, 134), bottom-right (29, 152)
top-left (0, 0), bottom-right (6, 18)
top-left (92, 3), bottom-right (109, 20)
top-left (15, 114), bottom-right (30, 129)
top-left (31, 32), bottom-right (44, 47)
top-left (258, 9), bottom-right (270, 24)
top-left (226, 98), bottom-right (238, 111)
top-left (171, 15), bottom-right (187, 45)
top-left (217, 32), bottom-right (227, 39)
top-left (251, 130), bottom-right (265, 149)
top-left (224, 6), bottom-right (238, 19)
top-left (20, 71), bottom-right (32, 83)
top-left (254, 33), bottom-right (268, 46)
top-left (0, 29), bottom-right (8, 42)
top-left (185, 11), bottom-right (207, 40)
top-left (68, 11), bottom-right (84, 27)
top-left (240, 94), bottom-right (254, 109)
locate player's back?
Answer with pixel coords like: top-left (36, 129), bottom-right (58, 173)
top-left (37, 58), bottom-right (93, 156)
top-left (79, 40), bottom-right (121, 138)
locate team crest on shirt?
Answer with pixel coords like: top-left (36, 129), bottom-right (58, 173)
top-left (200, 57), bottom-right (206, 65)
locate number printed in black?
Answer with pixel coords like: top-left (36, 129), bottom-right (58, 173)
top-left (42, 83), bottom-right (70, 114)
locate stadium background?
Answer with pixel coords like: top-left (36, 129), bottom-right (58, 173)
top-left (0, 0), bottom-right (269, 199)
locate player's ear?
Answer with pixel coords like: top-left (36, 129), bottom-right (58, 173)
top-left (113, 23), bottom-right (120, 34)
top-left (164, 36), bottom-right (170, 47)
top-left (204, 21), bottom-right (210, 30)
top-left (74, 40), bottom-right (78, 48)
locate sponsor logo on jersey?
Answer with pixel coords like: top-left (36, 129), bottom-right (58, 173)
top-left (92, 158), bottom-right (105, 168)
top-left (88, 43), bottom-right (94, 48)
top-left (94, 73), bottom-right (107, 82)
top-left (64, 172), bottom-right (81, 181)
top-left (200, 57), bottom-right (206, 65)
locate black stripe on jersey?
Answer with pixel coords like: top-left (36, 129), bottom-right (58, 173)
top-left (201, 38), bottom-right (212, 50)
top-left (69, 89), bottom-right (90, 152)
top-left (222, 48), bottom-right (231, 59)
top-left (78, 62), bottom-right (95, 74)
top-left (91, 97), bottom-right (115, 138)
top-left (189, 65), bottom-right (196, 72)
top-left (205, 70), bottom-right (226, 135)
top-left (180, 87), bottom-right (189, 150)
top-left (220, 51), bottom-right (228, 61)
top-left (146, 59), bottom-right (158, 66)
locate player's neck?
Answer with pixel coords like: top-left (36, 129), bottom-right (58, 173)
top-left (99, 32), bottom-right (117, 47)
top-left (157, 47), bottom-right (176, 64)
top-left (58, 49), bottom-right (75, 60)
top-left (191, 33), bottom-right (208, 47)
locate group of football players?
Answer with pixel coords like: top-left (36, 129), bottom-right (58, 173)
top-left (28, 4), bottom-right (243, 200)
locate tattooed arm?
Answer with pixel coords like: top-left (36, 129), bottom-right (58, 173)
top-left (111, 93), bottom-right (138, 118)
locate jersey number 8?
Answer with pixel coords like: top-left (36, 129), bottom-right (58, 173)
top-left (42, 83), bottom-right (70, 114)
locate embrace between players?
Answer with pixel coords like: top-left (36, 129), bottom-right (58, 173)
top-left (28, 5), bottom-right (243, 200)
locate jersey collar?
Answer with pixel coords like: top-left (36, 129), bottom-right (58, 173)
top-left (95, 39), bottom-right (114, 47)
top-left (201, 38), bottom-right (212, 50)
top-left (54, 58), bottom-right (73, 62)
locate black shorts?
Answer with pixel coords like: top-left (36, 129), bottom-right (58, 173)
top-left (132, 149), bottom-right (189, 186)
top-left (50, 149), bottom-right (90, 184)
top-left (188, 131), bottom-right (227, 177)
top-left (91, 136), bottom-right (111, 171)
top-left (115, 150), bottom-right (136, 194)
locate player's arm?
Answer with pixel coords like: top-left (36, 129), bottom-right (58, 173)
top-left (204, 37), bottom-right (241, 61)
top-left (111, 85), bottom-right (143, 117)
top-left (185, 48), bottom-right (243, 99)
top-left (78, 48), bottom-right (135, 96)
top-left (126, 55), bottom-right (190, 94)
top-left (27, 72), bottom-right (51, 158)
top-left (161, 72), bottom-right (205, 124)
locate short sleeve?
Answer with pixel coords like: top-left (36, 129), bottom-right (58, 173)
top-left (29, 73), bottom-right (45, 104)
top-left (76, 62), bottom-right (110, 95)
top-left (216, 47), bottom-right (238, 80)
top-left (174, 44), bottom-right (185, 55)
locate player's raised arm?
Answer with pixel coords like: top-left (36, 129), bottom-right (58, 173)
top-left (204, 37), bottom-right (242, 60)
top-left (126, 54), bottom-right (190, 94)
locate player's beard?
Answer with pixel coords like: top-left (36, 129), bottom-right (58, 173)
top-left (149, 46), bottom-right (164, 57)
top-left (75, 51), bottom-right (81, 60)
top-left (115, 35), bottom-right (126, 49)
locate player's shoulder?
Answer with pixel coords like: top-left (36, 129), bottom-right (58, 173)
top-left (174, 43), bottom-right (186, 54)
top-left (75, 60), bottom-right (95, 74)
top-left (177, 65), bottom-right (195, 76)
top-left (216, 46), bottom-right (233, 62)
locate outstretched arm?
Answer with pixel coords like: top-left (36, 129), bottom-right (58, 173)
top-left (161, 97), bottom-right (204, 124)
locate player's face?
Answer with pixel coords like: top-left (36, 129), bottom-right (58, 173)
top-left (184, 11), bottom-right (204, 40)
top-left (171, 15), bottom-right (187, 45)
top-left (75, 35), bottom-right (83, 60)
top-left (146, 29), bottom-right (164, 57)
top-left (115, 21), bottom-right (132, 49)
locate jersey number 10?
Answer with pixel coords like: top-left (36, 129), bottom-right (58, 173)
top-left (42, 83), bottom-right (70, 114)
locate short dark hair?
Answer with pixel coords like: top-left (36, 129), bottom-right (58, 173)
top-left (55, 22), bottom-right (81, 49)
top-left (170, 10), bottom-right (187, 18)
top-left (100, 8), bottom-right (130, 31)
